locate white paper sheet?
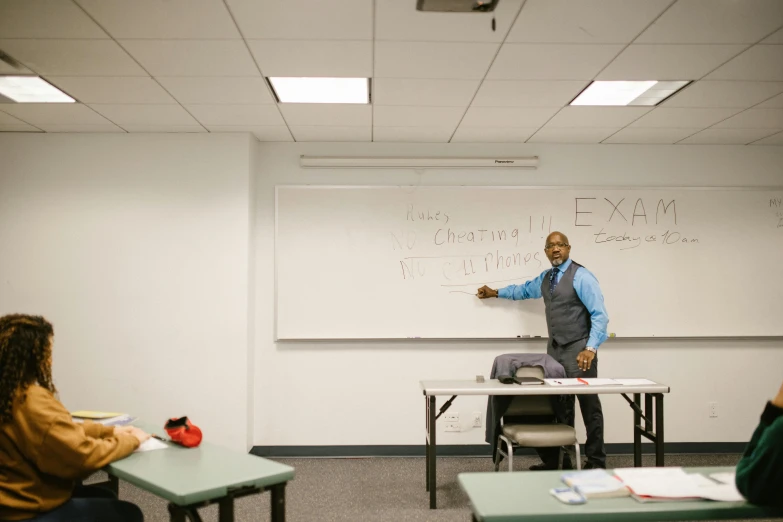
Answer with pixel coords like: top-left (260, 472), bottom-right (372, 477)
top-left (135, 438), bottom-right (168, 453)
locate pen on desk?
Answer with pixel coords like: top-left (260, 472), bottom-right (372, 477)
top-left (151, 434), bottom-right (169, 442)
top-left (577, 378), bottom-right (589, 385)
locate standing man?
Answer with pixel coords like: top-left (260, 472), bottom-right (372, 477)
top-left (477, 231), bottom-right (609, 470)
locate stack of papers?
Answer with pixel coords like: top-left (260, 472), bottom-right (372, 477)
top-left (71, 411), bottom-right (136, 426)
top-left (561, 469), bottom-right (630, 499)
top-left (135, 437), bottom-right (168, 453)
top-left (613, 467), bottom-right (744, 503)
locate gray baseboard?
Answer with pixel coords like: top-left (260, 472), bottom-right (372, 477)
top-left (250, 442), bottom-right (746, 458)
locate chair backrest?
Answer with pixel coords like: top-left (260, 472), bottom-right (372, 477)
top-left (503, 365), bottom-right (555, 417)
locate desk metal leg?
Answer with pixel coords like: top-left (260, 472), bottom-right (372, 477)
top-left (271, 482), bottom-right (286, 522)
top-left (425, 395), bottom-right (430, 492)
top-left (168, 504), bottom-right (186, 522)
top-left (655, 393), bottom-right (665, 466)
top-left (218, 497), bottom-right (234, 522)
top-left (428, 395), bottom-right (437, 509)
top-left (108, 474), bottom-right (119, 496)
top-left (633, 393), bottom-right (642, 467)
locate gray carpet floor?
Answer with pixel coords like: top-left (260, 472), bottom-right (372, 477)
top-left (94, 453), bottom-right (783, 522)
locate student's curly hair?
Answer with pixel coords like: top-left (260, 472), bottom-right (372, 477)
top-left (0, 314), bottom-right (56, 424)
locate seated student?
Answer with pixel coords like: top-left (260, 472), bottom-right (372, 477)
top-left (735, 380), bottom-right (783, 507)
top-left (0, 314), bottom-right (150, 521)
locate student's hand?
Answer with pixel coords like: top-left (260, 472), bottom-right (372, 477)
top-left (772, 381), bottom-right (783, 409)
top-left (477, 285), bottom-right (498, 299)
top-left (114, 425), bottom-right (134, 434)
top-left (577, 350), bottom-right (595, 372)
top-left (128, 427), bottom-right (151, 445)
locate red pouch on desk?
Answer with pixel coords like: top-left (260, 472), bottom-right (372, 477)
top-left (164, 416), bottom-right (202, 448)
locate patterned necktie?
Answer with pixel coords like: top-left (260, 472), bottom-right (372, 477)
top-left (550, 268), bottom-right (559, 296)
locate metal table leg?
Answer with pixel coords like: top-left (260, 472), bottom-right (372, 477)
top-left (655, 393), bottom-right (665, 466)
top-left (428, 395), bottom-right (437, 509)
top-left (633, 393), bottom-right (642, 467)
top-left (271, 483), bottom-right (286, 522)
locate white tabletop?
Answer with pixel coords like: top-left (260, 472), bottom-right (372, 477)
top-left (420, 379), bottom-right (669, 396)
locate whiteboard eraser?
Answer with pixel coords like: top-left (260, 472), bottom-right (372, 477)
top-left (476, 375), bottom-right (485, 383)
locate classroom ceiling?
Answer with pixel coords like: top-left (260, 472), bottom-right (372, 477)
top-left (0, 0), bottom-right (782, 145)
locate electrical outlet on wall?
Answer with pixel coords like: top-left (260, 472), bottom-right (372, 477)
top-left (443, 413), bottom-right (459, 423)
top-left (472, 411), bottom-right (482, 427)
top-left (709, 402), bottom-right (718, 418)
top-left (445, 423), bottom-right (461, 432)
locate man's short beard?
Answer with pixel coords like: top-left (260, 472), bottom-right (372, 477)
top-left (551, 258), bottom-right (564, 266)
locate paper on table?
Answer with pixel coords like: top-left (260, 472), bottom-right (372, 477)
top-left (545, 379), bottom-right (586, 386)
top-left (545, 378), bottom-right (620, 386)
top-left (615, 468), bottom-right (743, 502)
top-left (698, 484), bottom-right (744, 502)
top-left (709, 472), bottom-right (735, 485)
top-left (135, 438), bottom-right (168, 453)
top-left (613, 379), bottom-right (656, 386)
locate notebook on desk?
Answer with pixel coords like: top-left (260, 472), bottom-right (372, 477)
top-left (498, 375), bottom-right (544, 385)
top-left (71, 411), bottom-right (136, 426)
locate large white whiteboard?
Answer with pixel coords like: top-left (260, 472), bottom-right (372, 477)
top-left (275, 186), bottom-right (783, 339)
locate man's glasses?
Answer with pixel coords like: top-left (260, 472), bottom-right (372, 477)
top-left (545, 242), bottom-right (569, 250)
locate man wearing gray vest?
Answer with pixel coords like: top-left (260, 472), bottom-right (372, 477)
top-left (477, 231), bottom-right (609, 470)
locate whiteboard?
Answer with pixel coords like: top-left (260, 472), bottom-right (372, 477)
top-left (275, 186), bottom-right (783, 339)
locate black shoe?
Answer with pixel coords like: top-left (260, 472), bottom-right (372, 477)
top-left (582, 461), bottom-right (606, 470)
top-left (529, 462), bottom-right (556, 471)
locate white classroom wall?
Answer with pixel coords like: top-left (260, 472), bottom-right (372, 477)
top-left (253, 142), bottom-right (783, 448)
top-left (1, 133), bottom-right (782, 452)
top-left (0, 133), bottom-right (254, 451)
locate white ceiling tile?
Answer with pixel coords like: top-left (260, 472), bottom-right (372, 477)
top-left (663, 81), bottom-right (783, 108)
top-left (597, 44), bottom-right (747, 81)
top-left (488, 44), bottom-right (623, 80)
top-left (247, 40), bottom-right (372, 77)
top-left (751, 130), bottom-right (783, 145)
top-left (74, 0), bottom-right (240, 39)
top-left (546, 107), bottom-right (651, 127)
top-left (472, 80), bottom-right (587, 107)
top-left (185, 105), bottom-right (284, 126)
top-left (0, 124), bottom-right (40, 132)
top-left (0, 39), bottom-right (146, 76)
top-left (279, 104), bottom-right (371, 127)
top-left (0, 104), bottom-right (112, 125)
top-left (371, 79), bottom-right (479, 107)
top-left (373, 127), bottom-right (455, 143)
top-left (47, 77), bottom-right (176, 104)
top-left (120, 40), bottom-right (258, 77)
top-left (461, 106), bottom-right (559, 127)
top-left (527, 127), bottom-right (619, 143)
top-left (375, 0), bottom-right (523, 43)
top-left (714, 108), bottom-right (783, 128)
top-left (757, 93), bottom-right (783, 108)
top-left (763, 28), bottom-right (783, 43)
top-left (37, 123), bottom-right (125, 133)
top-left (206, 126), bottom-right (293, 141)
top-left (604, 127), bottom-right (701, 144)
top-left (375, 42), bottom-right (498, 79)
top-left (636, 0), bottom-right (783, 44)
top-left (89, 104), bottom-right (200, 126)
top-left (630, 107), bottom-right (740, 128)
top-left (508, 0), bottom-right (671, 43)
top-left (0, 0), bottom-right (106, 38)
top-left (705, 45), bottom-right (783, 81)
top-left (680, 128), bottom-right (780, 144)
top-left (373, 106), bottom-right (464, 128)
top-left (225, 0), bottom-right (371, 40)
top-left (156, 77), bottom-right (274, 105)
top-left (122, 125), bottom-right (206, 133)
top-left (290, 126), bottom-right (371, 142)
top-left (451, 127), bottom-right (537, 143)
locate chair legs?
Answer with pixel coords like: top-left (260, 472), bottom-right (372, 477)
top-left (497, 435), bottom-right (514, 472)
top-left (497, 436), bottom-right (582, 472)
top-left (574, 442), bottom-right (582, 471)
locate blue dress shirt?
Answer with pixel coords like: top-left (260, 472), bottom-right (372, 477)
top-left (497, 258), bottom-right (609, 349)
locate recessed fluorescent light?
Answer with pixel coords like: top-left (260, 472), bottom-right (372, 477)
top-left (268, 77), bottom-right (369, 104)
top-left (570, 81), bottom-right (690, 106)
top-left (0, 76), bottom-right (75, 103)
